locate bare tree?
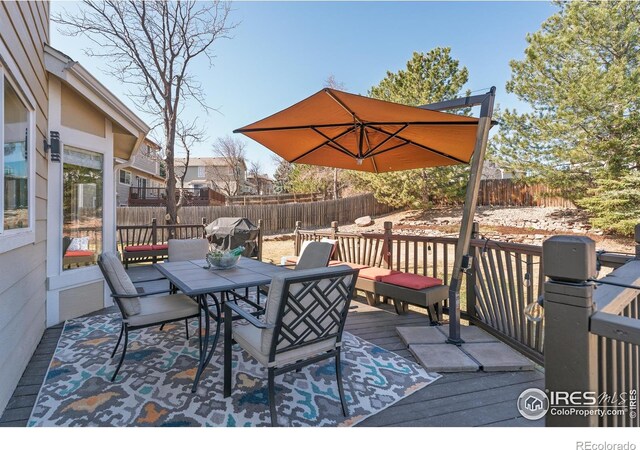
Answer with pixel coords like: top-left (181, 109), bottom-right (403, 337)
top-left (175, 119), bottom-right (206, 209)
top-left (210, 136), bottom-right (247, 197)
top-left (248, 160), bottom-right (264, 195)
top-left (54, 1), bottom-right (235, 224)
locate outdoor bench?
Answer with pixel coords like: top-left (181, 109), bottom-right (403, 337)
top-left (329, 261), bottom-right (448, 324)
top-left (121, 244), bottom-right (169, 269)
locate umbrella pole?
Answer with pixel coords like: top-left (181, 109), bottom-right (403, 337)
top-left (446, 87), bottom-right (496, 345)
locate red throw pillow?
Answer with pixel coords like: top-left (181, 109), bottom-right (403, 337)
top-left (381, 273), bottom-right (443, 290)
top-left (358, 267), bottom-right (401, 281)
top-left (152, 244), bottom-right (168, 250)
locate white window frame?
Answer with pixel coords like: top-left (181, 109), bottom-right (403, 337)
top-left (0, 62), bottom-right (37, 254)
top-left (119, 169), bottom-right (131, 185)
top-left (198, 166), bottom-right (205, 178)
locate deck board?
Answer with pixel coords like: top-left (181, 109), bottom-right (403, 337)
top-left (0, 265), bottom-right (544, 427)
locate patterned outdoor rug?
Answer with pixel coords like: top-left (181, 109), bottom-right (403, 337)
top-left (28, 313), bottom-right (439, 427)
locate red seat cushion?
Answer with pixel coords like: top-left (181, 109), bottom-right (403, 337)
top-left (285, 256), bottom-right (299, 264)
top-left (64, 250), bottom-right (94, 257)
top-left (152, 244), bottom-right (168, 251)
top-left (328, 260), bottom-right (370, 270)
top-left (358, 267), bottom-right (401, 281)
top-left (381, 273), bottom-right (443, 290)
top-left (124, 245), bottom-right (154, 252)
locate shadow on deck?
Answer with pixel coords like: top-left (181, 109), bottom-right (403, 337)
top-left (0, 265), bottom-right (544, 427)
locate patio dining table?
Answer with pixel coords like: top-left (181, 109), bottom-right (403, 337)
top-left (154, 257), bottom-right (289, 392)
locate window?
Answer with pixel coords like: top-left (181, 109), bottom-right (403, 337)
top-left (198, 166), bottom-right (205, 178)
top-left (62, 147), bottom-right (103, 270)
top-left (1, 72), bottom-right (33, 234)
top-left (119, 169), bottom-right (131, 184)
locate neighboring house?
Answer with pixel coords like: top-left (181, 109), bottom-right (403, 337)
top-left (175, 156), bottom-right (249, 196)
top-left (481, 160), bottom-right (513, 180)
top-left (116, 139), bottom-right (166, 206)
top-left (0, 2), bottom-right (150, 415)
top-left (246, 173), bottom-right (275, 195)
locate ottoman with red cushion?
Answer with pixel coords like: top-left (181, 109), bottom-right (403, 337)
top-left (374, 272), bottom-right (449, 320)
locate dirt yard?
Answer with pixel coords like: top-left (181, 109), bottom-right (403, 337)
top-left (260, 205), bottom-right (636, 263)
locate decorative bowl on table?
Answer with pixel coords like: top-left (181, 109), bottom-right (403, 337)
top-left (206, 246), bottom-right (244, 270)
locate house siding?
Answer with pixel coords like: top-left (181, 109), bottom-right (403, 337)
top-left (0, 1), bottom-right (49, 415)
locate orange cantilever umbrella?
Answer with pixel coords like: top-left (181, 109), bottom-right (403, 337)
top-left (234, 86), bottom-right (496, 345)
top-left (234, 88), bottom-right (480, 173)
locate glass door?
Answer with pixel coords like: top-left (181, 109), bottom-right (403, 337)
top-left (62, 146), bottom-right (103, 270)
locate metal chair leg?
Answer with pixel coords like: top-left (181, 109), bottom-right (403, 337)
top-left (111, 326), bottom-right (129, 382)
top-left (335, 350), bottom-right (349, 417)
top-left (198, 312), bottom-right (203, 359)
top-left (159, 323), bottom-right (165, 331)
top-left (268, 368), bottom-right (278, 427)
top-left (185, 319), bottom-right (189, 339)
top-left (111, 323), bottom-right (124, 358)
top-left (223, 307), bottom-right (233, 398)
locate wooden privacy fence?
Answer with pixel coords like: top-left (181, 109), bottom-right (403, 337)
top-left (117, 193), bottom-right (395, 234)
top-left (478, 179), bottom-right (574, 208)
top-left (294, 221), bottom-right (631, 367)
top-left (226, 192), bottom-right (324, 205)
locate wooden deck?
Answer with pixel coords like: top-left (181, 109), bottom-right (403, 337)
top-left (0, 265), bottom-right (544, 427)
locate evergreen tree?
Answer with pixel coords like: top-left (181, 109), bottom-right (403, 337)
top-left (352, 48), bottom-right (472, 209)
top-left (491, 1), bottom-right (640, 233)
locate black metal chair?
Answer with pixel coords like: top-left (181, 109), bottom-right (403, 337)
top-left (97, 252), bottom-right (201, 382)
top-left (223, 265), bottom-right (359, 426)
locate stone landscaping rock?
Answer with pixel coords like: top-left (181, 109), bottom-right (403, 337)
top-left (355, 215), bottom-right (373, 227)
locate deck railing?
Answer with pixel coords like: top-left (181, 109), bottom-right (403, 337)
top-left (128, 187), bottom-right (226, 207)
top-left (294, 221), bottom-right (632, 367)
top-left (116, 217), bottom-right (263, 262)
top-left (543, 232), bottom-right (640, 427)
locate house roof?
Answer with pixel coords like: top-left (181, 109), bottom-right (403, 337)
top-left (43, 45), bottom-right (150, 161)
top-left (175, 157), bottom-right (246, 169)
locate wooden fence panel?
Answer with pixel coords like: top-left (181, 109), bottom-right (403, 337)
top-left (478, 179), bottom-right (574, 208)
top-left (117, 193), bottom-right (395, 234)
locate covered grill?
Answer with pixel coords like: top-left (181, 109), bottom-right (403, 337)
top-left (204, 217), bottom-right (260, 258)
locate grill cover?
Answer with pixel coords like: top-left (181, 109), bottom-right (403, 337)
top-left (204, 217), bottom-right (260, 257)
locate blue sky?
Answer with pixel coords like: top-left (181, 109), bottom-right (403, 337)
top-left (50, 1), bottom-right (557, 175)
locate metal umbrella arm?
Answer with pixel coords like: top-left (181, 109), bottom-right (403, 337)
top-left (420, 87), bottom-right (496, 344)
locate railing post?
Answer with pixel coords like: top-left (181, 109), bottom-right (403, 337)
top-left (635, 224), bottom-right (640, 259)
top-left (543, 235), bottom-right (598, 427)
top-left (331, 221), bottom-right (339, 239)
top-left (294, 221), bottom-right (302, 256)
top-left (202, 217), bottom-right (207, 238)
top-left (383, 221), bottom-right (393, 269)
top-left (257, 219), bottom-right (263, 261)
top-left (151, 218), bottom-right (158, 264)
top-left (466, 221), bottom-right (480, 320)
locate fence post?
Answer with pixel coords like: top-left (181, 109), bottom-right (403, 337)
top-left (294, 221), bottom-right (302, 256)
top-left (466, 222), bottom-right (480, 320)
top-left (257, 219), bottom-right (263, 261)
top-left (635, 224), bottom-right (640, 259)
top-left (201, 217), bottom-right (207, 238)
top-left (383, 221), bottom-right (393, 269)
top-left (543, 235), bottom-right (598, 427)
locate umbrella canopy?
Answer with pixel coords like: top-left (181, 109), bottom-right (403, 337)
top-left (234, 88), bottom-right (480, 173)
